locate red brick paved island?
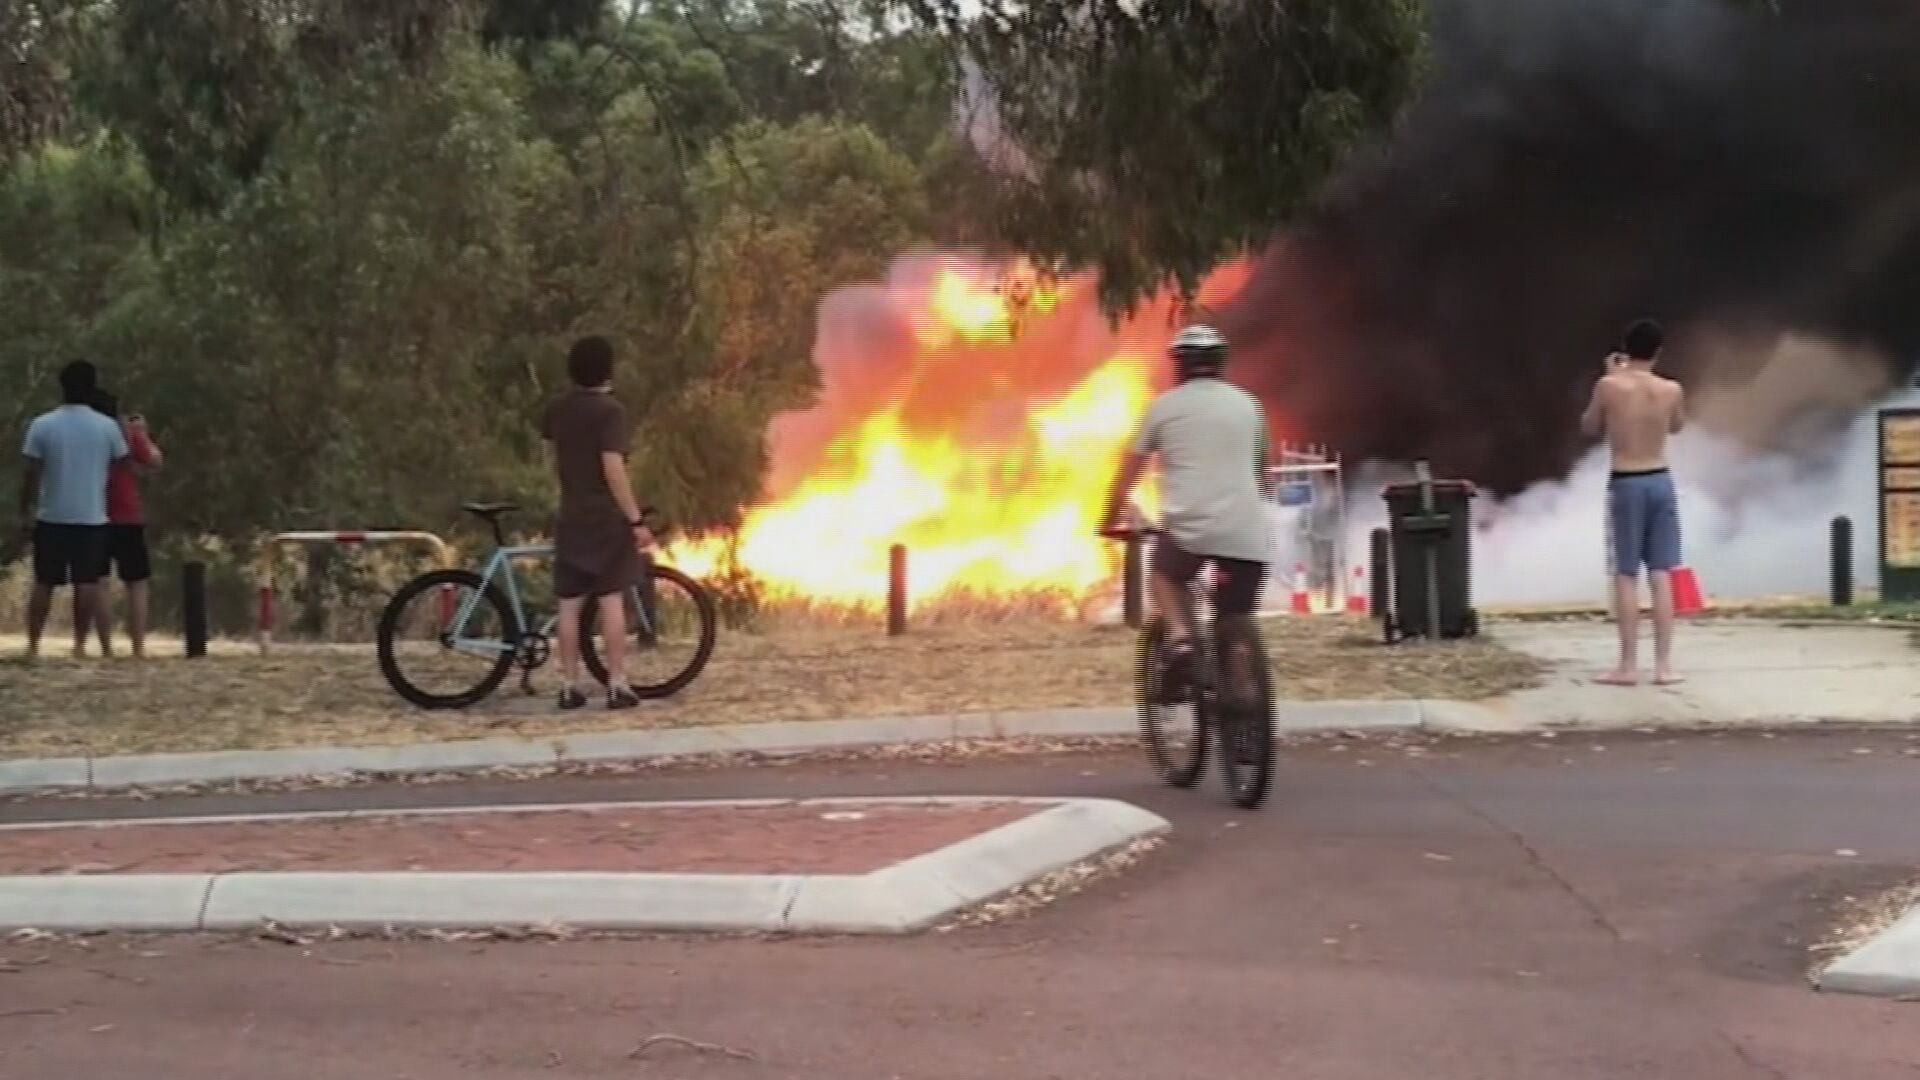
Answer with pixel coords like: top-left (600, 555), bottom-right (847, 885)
top-left (1, 801), bottom-right (1051, 876)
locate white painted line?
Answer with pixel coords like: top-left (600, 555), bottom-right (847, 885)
top-left (0, 796), bottom-right (1057, 832)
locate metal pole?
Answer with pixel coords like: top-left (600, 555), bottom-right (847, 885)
top-left (1831, 515), bottom-right (1854, 607)
top-left (1369, 527), bottom-right (1391, 623)
top-left (1414, 460), bottom-right (1441, 639)
top-left (182, 561), bottom-right (209, 659)
top-left (887, 544), bottom-right (908, 636)
top-left (1123, 533), bottom-right (1145, 629)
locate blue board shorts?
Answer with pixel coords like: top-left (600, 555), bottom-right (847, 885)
top-left (1607, 468), bottom-right (1682, 576)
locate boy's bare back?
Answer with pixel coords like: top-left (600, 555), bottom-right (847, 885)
top-left (1588, 362), bottom-right (1684, 472)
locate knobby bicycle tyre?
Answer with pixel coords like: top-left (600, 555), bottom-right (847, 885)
top-left (580, 564), bottom-right (718, 698)
top-left (1136, 617), bottom-right (1208, 788)
top-left (377, 569), bottom-right (518, 710)
top-left (1217, 620), bottom-right (1276, 810)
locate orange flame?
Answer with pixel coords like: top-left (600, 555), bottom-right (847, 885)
top-left (670, 253), bottom-right (1250, 607)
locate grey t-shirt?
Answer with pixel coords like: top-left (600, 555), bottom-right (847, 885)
top-left (1128, 378), bottom-right (1271, 564)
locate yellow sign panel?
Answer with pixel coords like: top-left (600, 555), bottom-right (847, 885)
top-left (1886, 467), bottom-right (1920, 490)
top-left (1886, 414), bottom-right (1920, 465)
top-left (1886, 491), bottom-right (1920, 568)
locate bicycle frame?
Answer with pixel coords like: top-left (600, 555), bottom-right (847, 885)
top-left (445, 543), bottom-right (659, 657)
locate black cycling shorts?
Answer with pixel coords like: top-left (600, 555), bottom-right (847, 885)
top-left (1152, 537), bottom-right (1267, 621)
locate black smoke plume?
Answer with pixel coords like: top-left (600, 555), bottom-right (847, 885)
top-left (1220, 0), bottom-right (1920, 496)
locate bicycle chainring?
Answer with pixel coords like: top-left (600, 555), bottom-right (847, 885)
top-left (515, 631), bottom-right (552, 671)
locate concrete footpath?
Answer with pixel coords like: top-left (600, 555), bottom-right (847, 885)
top-left (1481, 619), bottom-right (1920, 731)
top-left (3, 619), bottom-right (1917, 796)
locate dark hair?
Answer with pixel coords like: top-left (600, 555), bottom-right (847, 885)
top-left (90, 389), bottom-right (120, 420)
top-left (566, 336), bottom-right (615, 387)
top-left (1621, 319), bottom-right (1664, 361)
top-left (58, 360), bottom-right (98, 404)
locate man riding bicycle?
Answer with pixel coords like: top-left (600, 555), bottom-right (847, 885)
top-left (1099, 324), bottom-right (1273, 707)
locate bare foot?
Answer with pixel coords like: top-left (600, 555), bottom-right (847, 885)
top-left (1594, 670), bottom-right (1639, 687)
top-left (1653, 670), bottom-right (1685, 686)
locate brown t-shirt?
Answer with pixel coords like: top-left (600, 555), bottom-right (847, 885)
top-left (540, 388), bottom-right (638, 594)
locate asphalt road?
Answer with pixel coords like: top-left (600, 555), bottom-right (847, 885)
top-left (2, 728), bottom-right (1917, 1079)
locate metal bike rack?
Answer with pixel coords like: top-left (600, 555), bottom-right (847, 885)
top-left (255, 530), bottom-right (454, 653)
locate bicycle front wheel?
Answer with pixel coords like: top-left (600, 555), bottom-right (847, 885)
top-left (377, 569), bottom-right (518, 710)
top-left (1217, 621), bottom-right (1276, 810)
top-left (1137, 618), bottom-right (1208, 788)
top-left (580, 563), bottom-right (717, 698)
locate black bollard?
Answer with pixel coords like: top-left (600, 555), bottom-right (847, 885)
top-left (1368, 527), bottom-right (1391, 623)
top-left (182, 561), bottom-right (209, 659)
top-left (1122, 533), bottom-right (1145, 629)
top-left (1831, 515), bottom-right (1854, 608)
top-left (887, 544), bottom-right (908, 636)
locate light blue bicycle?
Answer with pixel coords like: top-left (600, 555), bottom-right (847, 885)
top-left (376, 503), bottom-right (716, 709)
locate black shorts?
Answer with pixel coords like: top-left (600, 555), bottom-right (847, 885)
top-left (32, 522), bottom-right (109, 587)
top-left (104, 524), bottom-right (153, 584)
top-left (1152, 538), bottom-right (1267, 621)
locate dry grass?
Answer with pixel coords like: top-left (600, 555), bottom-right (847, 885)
top-left (0, 616), bottom-right (1544, 759)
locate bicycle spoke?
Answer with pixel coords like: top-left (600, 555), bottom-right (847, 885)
top-left (382, 577), bottom-right (514, 704)
top-left (577, 565), bottom-right (716, 697)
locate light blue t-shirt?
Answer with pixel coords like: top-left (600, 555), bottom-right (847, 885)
top-left (22, 405), bottom-right (129, 526)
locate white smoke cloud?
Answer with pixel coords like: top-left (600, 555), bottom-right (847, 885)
top-left (1341, 334), bottom-right (1913, 608)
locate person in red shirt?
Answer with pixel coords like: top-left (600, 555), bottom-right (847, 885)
top-left (90, 391), bottom-right (162, 658)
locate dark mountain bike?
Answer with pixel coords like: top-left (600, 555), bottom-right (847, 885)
top-left (377, 503), bottom-right (717, 710)
top-left (1108, 527), bottom-right (1276, 809)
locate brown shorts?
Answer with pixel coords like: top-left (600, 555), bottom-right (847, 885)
top-left (553, 520), bottom-right (642, 600)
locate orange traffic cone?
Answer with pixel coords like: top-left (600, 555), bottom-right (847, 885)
top-left (1346, 564), bottom-right (1368, 614)
top-left (1671, 566), bottom-right (1707, 616)
top-left (1289, 563), bottom-right (1311, 615)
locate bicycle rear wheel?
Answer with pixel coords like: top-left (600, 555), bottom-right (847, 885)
top-left (1216, 620), bottom-right (1276, 809)
top-left (580, 563), bottom-right (718, 698)
top-left (377, 569), bottom-right (518, 710)
top-left (1136, 618), bottom-right (1208, 788)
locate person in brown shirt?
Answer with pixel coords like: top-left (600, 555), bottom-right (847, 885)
top-left (541, 337), bottom-right (652, 710)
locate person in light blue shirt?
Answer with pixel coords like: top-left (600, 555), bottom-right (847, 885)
top-left (18, 360), bottom-right (128, 659)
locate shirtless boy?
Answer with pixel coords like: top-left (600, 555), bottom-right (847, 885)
top-left (1581, 319), bottom-right (1686, 687)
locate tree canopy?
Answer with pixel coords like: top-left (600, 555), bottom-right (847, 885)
top-left (2, 0), bottom-right (1448, 608)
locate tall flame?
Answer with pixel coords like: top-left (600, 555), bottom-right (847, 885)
top-left (670, 252), bottom-right (1252, 607)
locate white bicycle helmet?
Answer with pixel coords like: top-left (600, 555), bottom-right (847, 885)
top-left (1171, 324), bottom-right (1228, 376)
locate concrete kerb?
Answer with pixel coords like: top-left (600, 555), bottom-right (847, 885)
top-left (26, 694), bottom-right (1910, 799)
top-left (0, 702), bottom-right (1466, 797)
top-left (1816, 900), bottom-right (1920, 998)
top-left (0, 797), bottom-right (1171, 935)
top-left (0, 701), bottom-right (1520, 797)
